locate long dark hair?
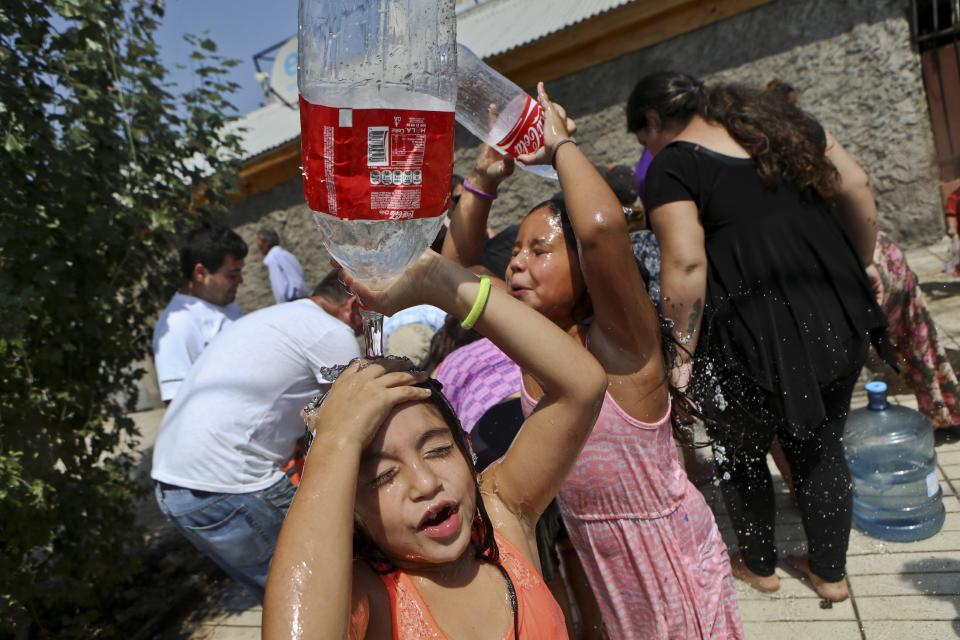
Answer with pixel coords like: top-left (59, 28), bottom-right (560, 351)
top-left (353, 378), bottom-right (500, 573)
top-left (626, 71), bottom-right (839, 197)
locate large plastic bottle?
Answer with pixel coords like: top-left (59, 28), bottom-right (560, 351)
top-left (844, 381), bottom-right (945, 542)
top-left (298, 0), bottom-right (456, 291)
top-left (456, 44), bottom-right (557, 180)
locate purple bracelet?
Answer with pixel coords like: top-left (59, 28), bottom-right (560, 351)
top-left (463, 179), bottom-right (497, 201)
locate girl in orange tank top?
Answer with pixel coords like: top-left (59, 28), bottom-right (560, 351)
top-left (263, 247), bottom-right (608, 639)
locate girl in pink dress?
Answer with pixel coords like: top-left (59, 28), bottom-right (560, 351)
top-left (444, 84), bottom-right (743, 639)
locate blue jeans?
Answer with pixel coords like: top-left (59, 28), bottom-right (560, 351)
top-left (154, 475), bottom-right (297, 601)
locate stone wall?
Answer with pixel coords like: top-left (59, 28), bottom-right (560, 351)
top-left (231, 0), bottom-right (943, 313)
top-left (228, 178), bottom-right (330, 312)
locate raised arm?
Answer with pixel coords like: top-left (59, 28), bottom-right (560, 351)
top-left (825, 131), bottom-right (878, 267)
top-left (441, 145), bottom-right (514, 268)
top-left (262, 360), bottom-right (432, 640)
top-left (347, 251), bottom-right (607, 522)
top-left (518, 83), bottom-right (660, 359)
top-left (649, 201), bottom-right (707, 390)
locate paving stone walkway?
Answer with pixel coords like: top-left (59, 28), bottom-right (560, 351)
top-left (136, 238), bottom-right (960, 639)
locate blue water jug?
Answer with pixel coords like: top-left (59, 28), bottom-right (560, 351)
top-left (844, 381), bottom-right (945, 541)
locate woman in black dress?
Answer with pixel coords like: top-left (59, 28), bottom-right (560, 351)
top-left (628, 72), bottom-right (889, 602)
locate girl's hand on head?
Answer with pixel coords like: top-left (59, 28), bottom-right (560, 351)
top-left (338, 251), bottom-right (440, 317)
top-left (303, 358), bottom-right (430, 450)
top-left (516, 82), bottom-right (577, 167)
top-left (469, 144), bottom-right (515, 193)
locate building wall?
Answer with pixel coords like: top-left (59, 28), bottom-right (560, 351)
top-left (228, 176), bottom-right (332, 312)
top-left (456, 0), bottom-right (942, 242)
top-left (232, 0), bottom-right (943, 312)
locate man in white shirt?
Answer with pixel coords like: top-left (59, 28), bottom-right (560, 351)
top-left (152, 270), bottom-right (362, 600)
top-left (256, 227), bottom-right (308, 304)
top-left (152, 224), bottom-right (247, 404)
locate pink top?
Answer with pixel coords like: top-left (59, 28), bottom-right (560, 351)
top-left (522, 384), bottom-right (687, 520)
top-left (520, 379), bottom-right (743, 639)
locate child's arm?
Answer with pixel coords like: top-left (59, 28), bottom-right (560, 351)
top-left (441, 145), bottom-right (514, 268)
top-left (518, 83), bottom-right (661, 366)
top-left (262, 361), bottom-right (431, 640)
top-left (347, 252), bottom-right (607, 522)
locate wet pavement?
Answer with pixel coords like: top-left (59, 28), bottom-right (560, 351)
top-left (132, 238), bottom-right (960, 639)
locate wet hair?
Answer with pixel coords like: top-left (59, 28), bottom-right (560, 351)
top-left (422, 314), bottom-right (482, 373)
top-left (256, 226), bottom-right (280, 247)
top-left (429, 224), bottom-right (448, 254)
top-left (625, 71), bottom-right (839, 197)
top-left (353, 378), bottom-right (500, 572)
top-left (311, 269), bottom-right (353, 303)
top-left (525, 198), bottom-right (577, 253)
top-left (179, 223), bottom-right (248, 281)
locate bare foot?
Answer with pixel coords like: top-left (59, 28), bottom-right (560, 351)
top-left (785, 555), bottom-right (849, 602)
top-left (728, 554), bottom-right (780, 593)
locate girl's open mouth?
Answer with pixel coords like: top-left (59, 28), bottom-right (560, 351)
top-left (417, 501), bottom-right (461, 540)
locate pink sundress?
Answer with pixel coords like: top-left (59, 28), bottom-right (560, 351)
top-left (521, 383), bottom-right (743, 639)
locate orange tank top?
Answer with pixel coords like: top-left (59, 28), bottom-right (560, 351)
top-left (349, 532), bottom-right (567, 639)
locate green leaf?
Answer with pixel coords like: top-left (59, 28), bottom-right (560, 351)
top-left (0, 1), bottom-right (243, 636)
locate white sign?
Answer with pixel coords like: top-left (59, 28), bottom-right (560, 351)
top-left (270, 36), bottom-right (298, 106)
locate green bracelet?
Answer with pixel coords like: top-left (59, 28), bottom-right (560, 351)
top-left (461, 275), bottom-right (492, 330)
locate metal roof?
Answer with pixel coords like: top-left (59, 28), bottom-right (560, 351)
top-left (232, 99), bottom-right (301, 161)
top-left (456, 0), bottom-right (636, 59)
top-left (235, 0), bottom-right (637, 162)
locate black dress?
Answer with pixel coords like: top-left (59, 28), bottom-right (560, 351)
top-left (645, 141), bottom-right (889, 438)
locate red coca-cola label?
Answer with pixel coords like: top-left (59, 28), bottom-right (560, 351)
top-left (299, 97), bottom-right (454, 221)
top-left (496, 95), bottom-right (545, 158)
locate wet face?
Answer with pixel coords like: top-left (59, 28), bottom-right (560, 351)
top-left (506, 208), bottom-right (585, 325)
top-left (355, 401), bottom-right (476, 568)
top-left (200, 254), bottom-right (244, 306)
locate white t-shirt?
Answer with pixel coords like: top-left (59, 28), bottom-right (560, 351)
top-left (151, 298), bottom-right (360, 493)
top-left (152, 293), bottom-right (242, 402)
top-left (263, 245), bottom-right (308, 304)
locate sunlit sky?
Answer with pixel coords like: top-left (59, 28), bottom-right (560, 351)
top-left (156, 0), bottom-right (298, 115)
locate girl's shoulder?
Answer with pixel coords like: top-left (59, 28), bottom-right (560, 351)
top-left (477, 483), bottom-right (541, 568)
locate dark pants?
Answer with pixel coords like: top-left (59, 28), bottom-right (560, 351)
top-left (709, 368), bottom-right (861, 583)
